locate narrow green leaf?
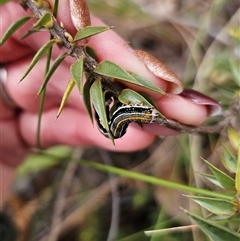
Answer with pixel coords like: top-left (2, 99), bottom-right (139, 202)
top-left (183, 209), bottom-right (240, 241)
top-left (0, 15), bottom-right (32, 46)
top-left (94, 60), bottom-right (139, 85)
top-left (118, 88), bottom-right (153, 106)
top-left (85, 46), bottom-right (98, 61)
top-left (90, 79), bottom-right (113, 141)
top-left (221, 144), bottom-right (237, 173)
top-left (17, 146), bottom-right (73, 176)
top-left (70, 56), bottom-right (84, 94)
top-left (21, 39), bottom-right (61, 81)
top-left (57, 79), bottom-right (75, 117)
top-left (228, 127), bottom-right (240, 151)
top-left (33, 12), bottom-right (53, 29)
top-left (236, 145), bottom-right (240, 194)
top-left (187, 195), bottom-right (236, 216)
top-left (83, 76), bottom-right (94, 123)
top-left (118, 89), bottom-right (165, 118)
top-left (21, 28), bottom-right (48, 40)
top-left (130, 73), bottom-right (165, 95)
top-left (38, 52), bottom-right (68, 95)
top-left (203, 158), bottom-right (235, 190)
top-left (199, 173), bottom-right (224, 188)
top-left (73, 26), bottom-right (111, 42)
top-left (90, 79), bottom-right (108, 129)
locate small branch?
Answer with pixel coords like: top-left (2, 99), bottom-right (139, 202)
top-left (156, 97), bottom-right (240, 134)
top-left (23, 0), bottom-right (239, 135)
top-left (25, 0), bottom-right (123, 97)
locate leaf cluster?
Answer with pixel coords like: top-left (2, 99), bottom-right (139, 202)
top-left (184, 128), bottom-right (240, 240)
top-left (0, 0), bottom-right (165, 142)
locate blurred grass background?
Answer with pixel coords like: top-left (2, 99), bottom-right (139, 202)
top-left (7, 0), bottom-right (239, 240)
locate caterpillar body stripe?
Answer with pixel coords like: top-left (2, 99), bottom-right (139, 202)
top-left (96, 105), bottom-right (159, 139)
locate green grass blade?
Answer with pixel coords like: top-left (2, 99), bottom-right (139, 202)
top-left (0, 15), bottom-right (32, 46)
top-left (36, 0), bottom-right (59, 148)
top-left (79, 159), bottom-right (233, 200)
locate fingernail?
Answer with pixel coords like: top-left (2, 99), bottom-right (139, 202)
top-left (180, 89), bottom-right (221, 116)
top-left (69, 0), bottom-right (91, 31)
top-left (134, 50), bottom-right (184, 94)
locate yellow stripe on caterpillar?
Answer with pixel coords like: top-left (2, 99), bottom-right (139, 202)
top-left (96, 105), bottom-right (159, 139)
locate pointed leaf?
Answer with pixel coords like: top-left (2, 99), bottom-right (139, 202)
top-left (90, 79), bottom-right (113, 141)
top-left (187, 196), bottom-right (236, 216)
top-left (0, 15), bottom-right (32, 46)
top-left (21, 28), bottom-right (47, 40)
top-left (70, 56), bottom-right (84, 94)
top-left (199, 173), bottom-right (224, 188)
top-left (94, 60), bottom-right (139, 84)
top-left (83, 76), bottom-right (93, 123)
top-left (203, 159), bottom-right (235, 190)
top-left (118, 89), bottom-right (165, 118)
top-left (38, 52), bottom-right (68, 94)
top-left (118, 88), bottom-right (153, 106)
top-left (221, 144), bottom-right (237, 173)
top-left (236, 146), bottom-right (240, 194)
top-left (183, 209), bottom-right (240, 241)
top-left (21, 39), bottom-right (61, 81)
top-left (73, 26), bottom-right (111, 42)
top-left (130, 73), bottom-right (165, 95)
top-left (85, 46), bottom-right (98, 60)
top-left (33, 12), bottom-right (53, 29)
top-left (228, 127), bottom-right (240, 151)
top-left (57, 79), bottom-right (75, 117)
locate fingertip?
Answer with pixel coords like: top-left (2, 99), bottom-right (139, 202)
top-left (157, 95), bottom-right (208, 126)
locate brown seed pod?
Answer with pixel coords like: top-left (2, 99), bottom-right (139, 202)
top-left (135, 50), bottom-right (184, 94)
top-left (69, 0), bottom-right (91, 31)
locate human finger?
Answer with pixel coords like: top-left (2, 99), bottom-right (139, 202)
top-left (19, 106), bottom-right (155, 151)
